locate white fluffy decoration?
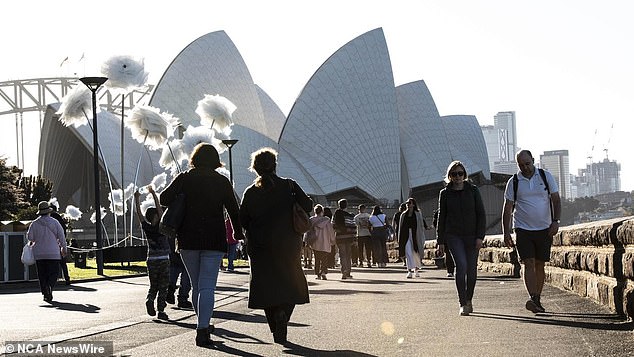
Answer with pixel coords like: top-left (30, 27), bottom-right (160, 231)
top-left (65, 205), bottom-right (83, 220)
top-left (90, 207), bottom-right (107, 223)
top-left (125, 105), bottom-right (178, 150)
top-left (57, 85), bottom-right (92, 127)
top-left (108, 189), bottom-right (127, 216)
top-left (195, 94), bottom-right (236, 135)
top-left (151, 173), bottom-right (168, 191)
top-left (180, 125), bottom-right (226, 161)
top-left (100, 55), bottom-right (148, 93)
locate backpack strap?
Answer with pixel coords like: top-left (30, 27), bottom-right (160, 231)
top-left (512, 174), bottom-right (519, 211)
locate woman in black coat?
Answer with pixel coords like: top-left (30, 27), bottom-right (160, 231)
top-left (239, 147), bottom-right (313, 345)
top-left (160, 143), bottom-right (244, 347)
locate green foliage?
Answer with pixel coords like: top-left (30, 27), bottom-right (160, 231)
top-left (15, 206), bottom-right (39, 221)
top-left (561, 196), bottom-right (602, 224)
top-left (0, 158), bottom-right (28, 220)
top-left (19, 175), bottom-right (53, 206)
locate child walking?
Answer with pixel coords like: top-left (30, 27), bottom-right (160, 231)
top-left (135, 186), bottom-right (170, 320)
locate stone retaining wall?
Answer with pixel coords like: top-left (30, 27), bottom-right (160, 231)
top-left (420, 216), bottom-right (634, 320)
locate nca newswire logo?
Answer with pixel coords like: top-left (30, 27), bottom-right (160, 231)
top-left (3, 341), bottom-right (113, 356)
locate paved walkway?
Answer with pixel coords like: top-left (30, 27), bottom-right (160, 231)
top-left (2, 263), bottom-right (633, 356)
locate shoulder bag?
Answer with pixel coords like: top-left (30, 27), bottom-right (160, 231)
top-left (289, 180), bottom-right (311, 234)
top-left (159, 193), bottom-right (186, 238)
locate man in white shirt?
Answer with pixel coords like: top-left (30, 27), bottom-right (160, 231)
top-left (502, 150), bottom-right (561, 314)
top-left (354, 205), bottom-right (372, 268)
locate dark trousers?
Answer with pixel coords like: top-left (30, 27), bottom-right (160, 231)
top-left (445, 251), bottom-right (455, 274)
top-left (445, 234), bottom-right (478, 306)
top-left (147, 259), bottom-right (171, 312)
top-left (371, 229), bottom-right (388, 264)
top-left (336, 240), bottom-right (353, 276)
top-left (36, 259), bottom-right (60, 298)
top-left (357, 236), bottom-right (372, 264)
top-left (328, 245), bottom-right (337, 268)
top-left (313, 250), bottom-right (329, 277)
top-left (350, 240), bottom-right (359, 265)
top-left (169, 253), bottom-right (191, 302)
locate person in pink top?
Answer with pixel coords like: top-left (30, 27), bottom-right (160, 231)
top-left (27, 201), bottom-right (68, 303)
top-left (307, 204), bottom-right (336, 280)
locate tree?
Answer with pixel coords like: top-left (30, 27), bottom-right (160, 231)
top-left (19, 175), bottom-right (53, 206)
top-left (0, 158), bottom-right (29, 220)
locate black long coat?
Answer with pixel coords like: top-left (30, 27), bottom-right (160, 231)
top-left (240, 175), bottom-right (313, 309)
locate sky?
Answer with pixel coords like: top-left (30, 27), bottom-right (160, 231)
top-left (1, 0), bottom-right (632, 191)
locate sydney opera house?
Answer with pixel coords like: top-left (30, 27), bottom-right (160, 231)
top-left (40, 28), bottom-right (494, 228)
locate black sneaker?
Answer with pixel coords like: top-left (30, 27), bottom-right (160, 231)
top-left (525, 299), bottom-right (545, 313)
top-left (146, 300), bottom-right (156, 316)
top-left (178, 300), bottom-right (193, 309)
top-left (157, 311), bottom-right (169, 320)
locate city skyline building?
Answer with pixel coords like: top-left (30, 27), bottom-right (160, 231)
top-left (540, 149), bottom-right (571, 199)
top-left (481, 111), bottom-right (517, 176)
top-left (573, 158), bottom-right (621, 198)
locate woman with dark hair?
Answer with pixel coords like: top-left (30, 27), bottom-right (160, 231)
top-left (160, 143), bottom-right (244, 347)
top-left (436, 161), bottom-right (486, 316)
top-left (239, 147), bottom-right (313, 345)
top-left (398, 198), bottom-right (426, 278)
top-left (368, 205), bottom-right (389, 268)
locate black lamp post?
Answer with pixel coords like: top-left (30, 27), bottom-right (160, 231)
top-left (221, 139), bottom-right (239, 184)
top-left (80, 76), bottom-right (108, 275)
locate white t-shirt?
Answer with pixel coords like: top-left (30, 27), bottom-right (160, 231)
top-left (504, 169), bottom-right (559, 231)
top-left (368, 214), bottom-right (388, 228)
top-left (354, 212), bottom-right (371, 236)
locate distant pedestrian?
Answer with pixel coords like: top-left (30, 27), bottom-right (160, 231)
top-left (502, 150), bottom-right (561, 314)
top-left (392, 203), bottom-right (407, 265)
top-left (354, 204), bottom-right (372, 268)
top-left (240, 147), bottom-right (312, 345)
top-left (160, 143), bottom-right (244, 347)
top-left (436, 161), bottom-right (486, 316)
top-left (134, 186), bottom-right (170, 321)
top-left (397, 198), bottom-right (426, 278)
top-left (368, 205), bottom-right (390, 267)
top-left (50, 204), bottom-right (71, 285)
top-left (308, 204), bottom-right (336, 280)
top-left (27, 201), bottom-right (67, 303)
top-left (332, 199), bottom-right (356, 279)
top-left (323, 207), bottom-right (337, 268)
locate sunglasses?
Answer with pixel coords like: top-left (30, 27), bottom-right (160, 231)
top-left (449, 171), bottom-right (465, 178)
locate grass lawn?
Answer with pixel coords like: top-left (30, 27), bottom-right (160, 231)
top-left (65, 258), bottom-right (249, 281)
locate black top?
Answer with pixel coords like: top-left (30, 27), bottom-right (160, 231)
top-left (142, 221), bottom-right (170, 259)
top-left (160, 168), bottom-right (242, 252)
top-left (436, 181), bottom-right (486, 244)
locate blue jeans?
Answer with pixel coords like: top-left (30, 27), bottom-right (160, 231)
top-left (445, 234), bottom-right (478, 306)
top-left (179, 250), bottom-right (224, 328)
top-left (227, 243), bottom-right (238, 271)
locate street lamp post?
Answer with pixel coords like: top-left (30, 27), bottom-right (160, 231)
top-left (80, 76), bottom-right (108, 276)
top-left (221, 139), bottom-right (239, 184)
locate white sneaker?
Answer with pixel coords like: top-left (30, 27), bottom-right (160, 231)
top-left (414, 270), bottom-right (420, 278)
top-left (447, 272), bottom-right (454, 278)
top-left (406, 271), bottom-right (413, 279)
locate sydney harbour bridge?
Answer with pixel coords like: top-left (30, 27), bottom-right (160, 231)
top-left (0, 77), bottom-right (153, 171)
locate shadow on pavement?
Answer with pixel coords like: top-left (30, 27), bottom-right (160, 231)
top-left (281, 341), bottom-right (377, 356)
top-left (44, 301), bottom-right (101, 313)
top-left (471, 311), bottom-right (634, 331)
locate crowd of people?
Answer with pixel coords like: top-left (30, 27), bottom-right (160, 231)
top-left (27, 146), bottom-right (560, 348)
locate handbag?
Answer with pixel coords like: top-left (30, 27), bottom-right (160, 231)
top-left (376, 215), bottom-right (395, 242)
top-left (21, 242), bottom-right (35, 265)
top-left (289, 180), bottom-right (311, 234)
top-left (159, 193), bottom-right (186, 238)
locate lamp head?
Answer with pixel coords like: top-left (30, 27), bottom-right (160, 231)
top-left (79, 77), bottom-right (108, 91)
top-left (221, 139), bottom-right (239, 148)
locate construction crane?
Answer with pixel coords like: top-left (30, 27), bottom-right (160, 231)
top-left (603, 123), bottom-right (614, 161)
top-left (587, 128), bottom-right (597, 164)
